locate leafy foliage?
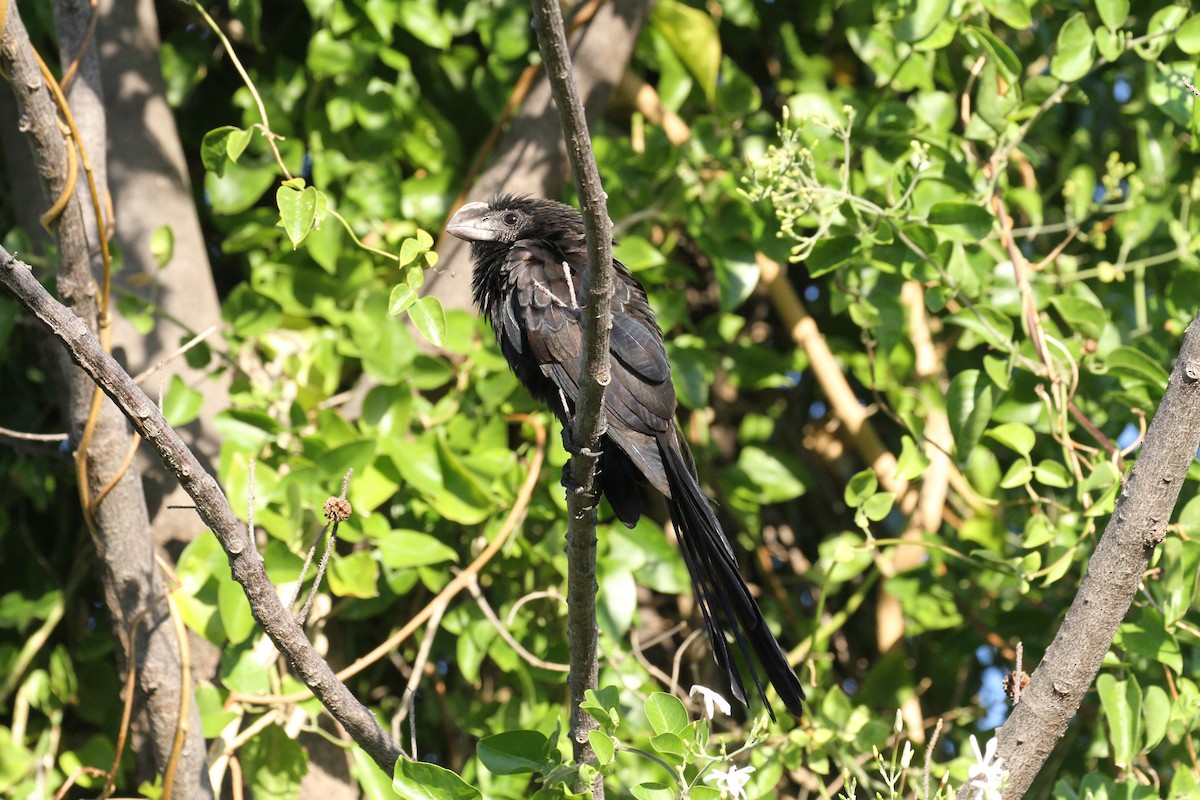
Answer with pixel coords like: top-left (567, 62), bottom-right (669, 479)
top-left (3, 0), bottom-right (1200, 797)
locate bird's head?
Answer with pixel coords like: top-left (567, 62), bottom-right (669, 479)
top-left (446, 195), bottom-right (584, 248)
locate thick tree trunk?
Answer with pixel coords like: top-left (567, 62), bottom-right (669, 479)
top-left (1, 3), bottom-right (213, 795)
top-left (97, 0), bottom-right (228, 550)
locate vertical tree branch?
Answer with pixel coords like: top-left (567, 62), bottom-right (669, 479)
top-left (958, 309), bottom-right (1200, 798)
top-left (2, 3), bottom-right (211, 793)
top-left (529, 0), bottom-right (614, 793)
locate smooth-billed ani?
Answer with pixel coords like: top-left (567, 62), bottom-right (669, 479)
top-left (447, 195), bottom-right (804, 718)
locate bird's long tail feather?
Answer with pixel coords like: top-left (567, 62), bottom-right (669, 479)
top-left (660, 429), bottom-right (806, 719)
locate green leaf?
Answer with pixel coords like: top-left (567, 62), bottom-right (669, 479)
top-left (645, 692), bottom-right (689, 735)
top-left (327, 551), bottom-right (379, 599)
top-left (1023, 515), bottom-right (1056, 548)
top-left (650, 0), bottom-right (721, 101)
top-left (400, 235), bottom-right (431, 267)
top-left (277, 183), bottom-right (319, 248)
top-left (648, 731), bottom-right (685, 758)
top-left (946, 370), bottom-right (995, 465)
top-left (712, 242), bottom-right (760, 311)
top-left (988, 422), bottom-right (1035, 456)
top-left (975, 59), bottom-right (1020, 133)
top-left (945, 303), bottom-right (1014, 347)
top-left (1096, 0), bottom-right (1130, 31)
top-left (227, 127), bottom-right (254, 163)
top-left (614, 236), bottom-right (666, 272)
top-left (581, 686), bottom-right (621, 730)
top-left (927, 202), bottom-right (994, 240)
top-left (217, 571), bottom-right (255, 644)
top-left (892, 0), bottom-right (951, 43)
top-left (1177, 15), bottom-right (1200, 54)
top-left (999, 459), bottom-right (1032, 489)
top-left (195, 684), bottom-right (239, 738)
top-left (861, 492), bottom-right (895, 522)
top-left (1050, 295), bottom-right (1106, 340)
top-left (377, 531), bottom-right (458, 569)
top-left (969, 26), bottom-right (1021, 82)
top-left (631, 783), bottom-right (675, 800)
top-left (162, 375), bottom-right (204, 427)
top-left (1097, 673), bottom-right (1141, 768)
top-left (1034, 460), bottom-right (1073, 489)
top-left (388, 284), bottom-right (419, 316)
top-left (821, 532), bottom-right (874, 584)
top-left (1136, 6), bottom-right (1189, 61)
top-left (1143, 685), bottom-right (1171, 750)
top-left (732, 446), bottom-right (806, 504)
top-left (1117, 608), bottom-right (1183, 672)
top-left (393, 759), bottom-right (481, 800)
top-left (1102, 346), bottom-right (1170, 390)
top-left (397, 0), bottom-right (451, 49)
top-left (150, 225), bottom-right (175, 268)
top-left (350, 748), bottom-right (398, 800)
top-left (433, 436), bottom-right (495, 523)
top-left (843, 469), bottom-right (878, 508)
top-left (0, 727), bottom-right (34, 790)
top-left (896, 436), bottom-right (931, 481)
top-left (1160, 537), bottom-right (1200, 623)
top-left (588, 730), bottom-right (616, 767)
top-left (981, 0), bottom-right (1031, 29)
top-left (476, 730), bottom-right (550, 775)
top-left (241, 725), bottom-right (308, 800)
top-left (983, 354), bottom-right (1012, 391)
top-left (201, 126), bottom-right (240, 176)
top-left (409, 296), bottom-right (448, 347)
top-left (1050, 14), bottom-right (1095, 83)
top-left (0, 589), bottom-right (61, 630)
top-left (1095, 26), bottom-right (1123, 62)
top-left (806, 235), bottom-right (860, 277)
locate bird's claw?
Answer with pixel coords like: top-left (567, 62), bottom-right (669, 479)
top-left (560, 463), bottom-right (598, 500)
top-left (560, 423), bottom-right (604, 461)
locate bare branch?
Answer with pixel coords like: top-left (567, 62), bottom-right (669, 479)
top-left (528, 0), bottom-right (615, 791)
top-left (957, 309), bottom-right (1200, 798)
top-left (0, 246), bottom-right (403, 775)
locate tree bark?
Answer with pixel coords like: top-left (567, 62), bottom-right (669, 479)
top-left (1, 3), bottom-right (212, 794)
top-left (528, 0), bottom-right (617, 794)
top-left (956, 309), bottom-right (1200, 797)
top-left (96, 0), bottom-right (229, 550)
top-left (0, 245), bottom-right (405, 776)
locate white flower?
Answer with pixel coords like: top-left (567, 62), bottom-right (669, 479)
top-left (966, 735), bottom-right (1007, 799)
top-left (703, 764), bottom-right (756, 800)
top-left (689, 685), bottom-right (732, 720)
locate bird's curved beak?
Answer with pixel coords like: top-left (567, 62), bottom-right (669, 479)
top-left (446, 202), bottom-right (499, 242)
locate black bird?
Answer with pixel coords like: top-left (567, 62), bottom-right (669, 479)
top-left (447, 195), bottom-right (805, 718)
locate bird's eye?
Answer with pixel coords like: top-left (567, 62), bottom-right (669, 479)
top-left (503, 212), bottom-right (519, 226)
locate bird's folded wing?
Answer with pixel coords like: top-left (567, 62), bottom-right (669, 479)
top-left (501, 242), bottom-right (678, 495)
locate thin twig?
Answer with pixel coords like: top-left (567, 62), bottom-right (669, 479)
top-left (0, 426), bottom-right (68, 442)
top-left (161, 588), bottom-right (191, 800)
top-left (186, 0), bottom-right (292, 180)
top-left (130, 324), bottom-right (219, 384)
top-left (397, 599), bottom-right (448, 734)
top-left (464, 572), bottom-right (570, 672)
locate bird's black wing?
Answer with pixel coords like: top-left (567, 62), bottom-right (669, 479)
top-left (497, 239), bottom-right (677, 496)
top-left (488, 227), bottom-right (806, 719)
